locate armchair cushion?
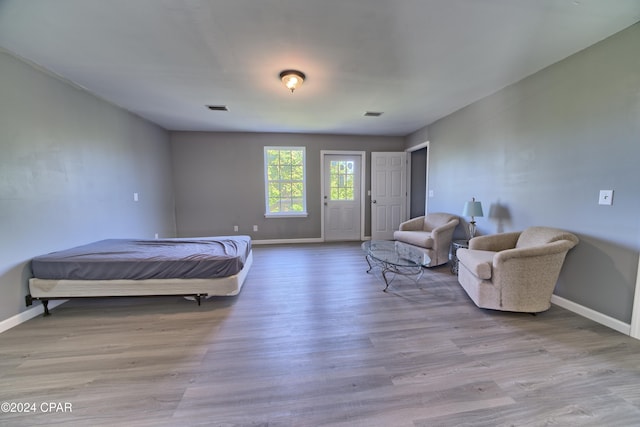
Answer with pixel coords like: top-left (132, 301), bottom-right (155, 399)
top-left (469, 232), bottom-right (520, 252)
top-left (393, 231), bottom-right (433, 248)
top-left (516, 227), bottom-right (580, 248)
top-left (398, 216), bottom-right (427, 232)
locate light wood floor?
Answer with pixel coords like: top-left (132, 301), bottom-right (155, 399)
top-left (2, 242), bottom-right (640, 426)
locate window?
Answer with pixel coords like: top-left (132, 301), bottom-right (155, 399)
top-left (329, 160), bottom-right (355, 201)
top-left (264, 147), bottom-right (307, 217)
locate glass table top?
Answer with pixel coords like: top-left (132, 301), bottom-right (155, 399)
top-left (361, 240), bottom-right (431, 267)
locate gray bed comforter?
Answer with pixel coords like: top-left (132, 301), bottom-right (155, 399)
top-left (31, 236), bottom-right (251, 280)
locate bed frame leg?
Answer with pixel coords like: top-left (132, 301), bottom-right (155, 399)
top-left (42, 300), bottom-right (50, 316)
top-left (25, 294), bottom-right (33, 307)
top-left (195, 295), bottom-right (202, 306)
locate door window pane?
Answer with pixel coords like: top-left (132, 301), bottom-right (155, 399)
top-left (329, 160), bottom-right (355, 201)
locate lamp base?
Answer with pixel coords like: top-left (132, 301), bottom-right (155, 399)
top-left (468, 222), bottom-right (477, 239)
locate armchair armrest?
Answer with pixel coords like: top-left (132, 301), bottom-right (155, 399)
top-left (469, 232), bottom-right (520, 252)
top-left (398, 216), bottom-right (426, 231)
top-left (431, 219), bottom-right (459, 237)
top-left (431, 218), bottom-right (459, 247)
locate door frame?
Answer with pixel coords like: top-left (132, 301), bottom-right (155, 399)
top-left (320, 150), bottom-right (366, 242)
top-left (405, 141), bottom-right (430, 217)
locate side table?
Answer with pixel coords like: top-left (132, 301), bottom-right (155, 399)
top-left (450, 239), bottom-right (469, 274)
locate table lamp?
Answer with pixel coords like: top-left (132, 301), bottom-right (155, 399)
top-left (463, 197), bottom-right (483, 238)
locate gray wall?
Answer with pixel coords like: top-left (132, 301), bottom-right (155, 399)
top-left (170, 132), bottom-right (404, 239)
top-left (0, 51), bottom-right (176, 322)
top-left (407, 23), bottom-right (640, 323)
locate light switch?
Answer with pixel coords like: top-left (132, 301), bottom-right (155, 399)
top-left (133, 192), bottom-right (139, 202)
top-left (598, 190), bottom-right (613, 205)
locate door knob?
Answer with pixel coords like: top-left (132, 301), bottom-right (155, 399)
top-left (372, 200), bottom-right (377, 204)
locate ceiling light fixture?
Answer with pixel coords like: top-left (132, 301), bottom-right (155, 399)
top-left (279, 69), bottom-right (305, 93)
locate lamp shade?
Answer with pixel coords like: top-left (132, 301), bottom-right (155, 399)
top-left (463, 200), bottom-right (484, 217)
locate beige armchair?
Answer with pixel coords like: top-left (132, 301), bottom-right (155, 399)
top-left (456, 226), bottom-right (579, 313)
top-left (393, 212), bottom-right (459, 267)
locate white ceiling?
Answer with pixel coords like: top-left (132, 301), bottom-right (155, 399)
top-left (1, 0), bottom-right (639, 136)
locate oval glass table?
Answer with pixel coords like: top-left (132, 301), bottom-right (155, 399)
top-left (361, 240), bottom-right (431, 291)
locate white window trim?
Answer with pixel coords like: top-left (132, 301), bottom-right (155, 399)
top-left (264, 146), bottom-right (308, 218)
top-left (264, 212), bottom-right (309, 218)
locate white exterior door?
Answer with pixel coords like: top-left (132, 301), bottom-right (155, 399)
top-left (371, 152), bottom-right (407, 240)
top-left (323, 154), bottom-right (362, 241)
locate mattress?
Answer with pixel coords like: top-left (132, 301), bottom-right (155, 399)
top-left (31, 236), bottom-right (252, 281)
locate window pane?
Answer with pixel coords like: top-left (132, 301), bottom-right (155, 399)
top-left (292, 182), bottom-right (303, 197)
top-left (329, 159), bottom-right (355, 201)
top-left (281, 183), bottom-right (292, 197)
top-left (280, 150), bottom-right (292, 164)
top-left (267, 165), bottom-right (279, 180)
top-left (269, 198), bottom-right (281, 212)
top-left (281, 165), bottom-right (292, 179)
top-left (291, 150), bottom-right (303, 165)
top-left (291, 165), bottom-right (303, 180)
top-left (266, 150), bottom-right (279, 164)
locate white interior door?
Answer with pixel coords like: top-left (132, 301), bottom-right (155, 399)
top-left (323, 154), bottom-right (362, 241)
top-left (371, 152), bottom-right (407, 240)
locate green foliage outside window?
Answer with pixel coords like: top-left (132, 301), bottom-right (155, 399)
top-left (265, 147), bottom-right (306, 214)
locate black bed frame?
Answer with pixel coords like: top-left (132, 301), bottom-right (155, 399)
top-left (25, 293), bottom-right (209, 316)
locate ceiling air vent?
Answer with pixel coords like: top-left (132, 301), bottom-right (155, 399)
top-left (206, 105), bottom-right (229, 111)
top-left (364, 111), bottom-right (383, 117)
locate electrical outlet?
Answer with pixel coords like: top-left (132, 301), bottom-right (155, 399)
top-left (598, 190), bottom-right (613, 205)
top-left (253, 225), bottom-right (258, 232)
top-left (154, 233), bottom-right (159, 239)
top-left (233, 225), bottom-right (239, 232)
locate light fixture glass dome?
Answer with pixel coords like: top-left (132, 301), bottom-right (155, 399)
top-left (279, 70), bottom-right (305, 93)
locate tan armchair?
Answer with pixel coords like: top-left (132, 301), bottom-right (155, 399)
top-left (393, 212), bottom-right (459, 267)
top-left (456, 226), bottom-right (579, 313)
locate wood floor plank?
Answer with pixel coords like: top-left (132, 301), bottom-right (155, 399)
top-left (1, 242), bottom-right (640, 426)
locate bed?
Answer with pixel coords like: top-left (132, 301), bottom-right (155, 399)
top-left (26, 235), bottom-right (252, 315)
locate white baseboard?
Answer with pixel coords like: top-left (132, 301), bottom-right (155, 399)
top-left (551, 294), bottom-right (631, 336)
top-left (253, 238), bottom-right (372, 245)
top-left (0, 300), bottom-right (68, 334)
top-left (252, 238), bottom-right (325, 245)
